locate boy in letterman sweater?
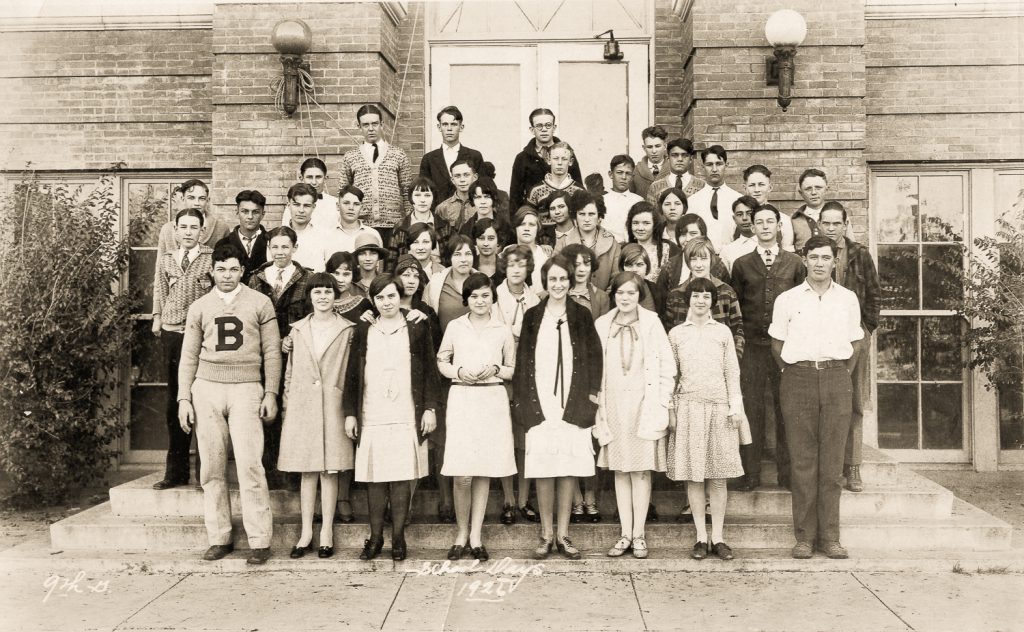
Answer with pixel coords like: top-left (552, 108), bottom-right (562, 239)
top-left (178, 243), bottom-right (282, 564)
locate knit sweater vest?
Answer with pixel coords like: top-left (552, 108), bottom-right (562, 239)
top-left (178, 285), bottom-right (282, 401)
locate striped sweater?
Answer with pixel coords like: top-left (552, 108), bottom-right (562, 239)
top-left (153, 245), bottom-right (213, 330)
top-left (337, 144), bottom-right (412, 229)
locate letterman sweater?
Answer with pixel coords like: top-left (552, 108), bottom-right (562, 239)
top-left (177, 285), bottom-right (282, 401)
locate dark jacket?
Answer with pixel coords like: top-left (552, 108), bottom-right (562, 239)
top-left (654, 253), bottom-right (731, 301)
top-left (839, 237), bottom-right (881, 333)
top-left (341, 315), bottom-right (442, 445)
top-left (512, 298), bottom-right (603, 430)
top-left (248, 261), bottom-right (314, 339)
top-left (217, 226), bottom-right (269, 285)
top-left (419, 145), bottom-right (485, 202)
top-left (730, 248), bottom-right (806, 345)
top-left (509, 137), bottom-right (584, 209)
top-left (791, 204), bottom-right (821, 254)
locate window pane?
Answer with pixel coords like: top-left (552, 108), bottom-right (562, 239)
top-left (130, 249), bottom-right (157, 315)
top-left (922, 383), bottom-right (963, 449)
top-left (922, 244), bottom-right (963, 310)
top-left (128, 183), bottom-right (170, 248)
top-left (130, 386), bottom-right (168, 450)
top-left (921, 317), bottom-right (962, 381)
top-left (876, 175), bottom-right (919, 243)
top-left (878, 383), bottom-right (918, 448)
top-left (878, 244), bottom-right (919, 310)
top-left (877, 316), bottom-right (917, 381)
top-left (994, 172), bottom-right (1024, 226)
top-left (999, 384), bottom-right (1024, 450)
top-left (131, 321), bottom-right (165, 384)
top-left (919, 175), bottom-right (964, 242)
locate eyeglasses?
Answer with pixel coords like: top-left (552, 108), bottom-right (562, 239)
top-left (531, 123), bottom-right (555, 130)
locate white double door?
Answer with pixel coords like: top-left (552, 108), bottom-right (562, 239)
top-left (430, 43), bottom-right (650, 194)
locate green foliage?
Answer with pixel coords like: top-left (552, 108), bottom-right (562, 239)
top-left (0, 174), bottom-right (155, 507)
top-left (959, 195), bottom-right (1024, 434)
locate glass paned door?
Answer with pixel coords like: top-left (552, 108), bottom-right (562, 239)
top-left (995, 172), bottom-right (1024, 455)
top-left (874, 172), bottom-right (970, 461)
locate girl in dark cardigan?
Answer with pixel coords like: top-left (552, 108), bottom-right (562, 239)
top-left (343, 274), bottom-right (442, 562)
top-left (513, 254), bottom-right (603, 560)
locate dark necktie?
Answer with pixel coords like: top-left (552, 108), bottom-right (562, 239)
top-left (371, 143), bottom-right (379, 163)
top-left (763, 248), bottom-right (774, 270)
top-left (675, 174), bottom-right (683, 190)
top-left (181, 251), bottom-right (190, 273)
top-left (710, 187), bottom-right (720, 220)
top-left (651, 163), bottom-right (660, 177)
top-left (554, 318), bottom-right (566, 408)
top-left (317, 193), bottom-right (323, 200)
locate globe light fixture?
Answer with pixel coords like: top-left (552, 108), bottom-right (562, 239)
top-left (764, 10), bottom-right (807, 112)
top-left (271, 19), bottom-right (313, 116)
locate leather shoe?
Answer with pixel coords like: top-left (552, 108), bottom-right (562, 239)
top-left (556, 536), bottom-right (581, 560)
top-left (360, 538), bottom-right (384, 561)
top-left (153, 478), bottom-right (188, 490)
top-left (318, 546), bottom-right (334, 559)
top-left (447, 544), bottom-right (465, 561)
top-left (391, 537), bottom-right (407, 562)
top-left (246, 548), bottom-right (271, 565)
top-left (534, 538), bottom-right (553, 560)
top-left (691, 541), bottom-right (708, 560)
top-left (471, 545), bottom-right (489, 562)
top-left (844, 465), bottom-right (863, 493)
top-left (202, 544), bottom-right (234, 561)
top-left (711, 541), bottom-right (734, 561)
top-left (792, 542), bottom-right (813, 559)
top-left (289, 543), bottom-right (313, 559)
top-left (819, 542), bottom-right (849, 559)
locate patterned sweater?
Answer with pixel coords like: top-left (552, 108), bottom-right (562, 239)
top-left (153, 245), bottom-right (213, 330)
top-left (338, 144), bottom-right (413, 229)
top-left (664, 276), bottom-right (745, 359)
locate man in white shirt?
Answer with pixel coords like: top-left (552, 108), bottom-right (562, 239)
top-left (688, 146), bottom-right (742, 252)
top-left (323, 183), bottom-right (382, 257)
top-left (603, 154), bottom-right (643, 243)
top-left (280, 158), bottom-right (339, 229)
top-left (719, 195), bottom-right (759, 273)
top-left (630, 125), bottom-right (669, 198)
top-left (769, 234), bottom-right (862, 561)
top-left (284, 183), bottom-right (326, 272)
top-left (742, 164), bottom-right (795, 252)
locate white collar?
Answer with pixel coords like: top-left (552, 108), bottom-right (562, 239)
top-left (215, 285), bottom-right (242, 303)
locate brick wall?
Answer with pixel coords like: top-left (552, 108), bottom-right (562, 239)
top-left (865, 16), bottom-right (1024, 162)
top-left (654, 0), bottom-right (686, 137)
top-left (0, 29), bottom-right (212, 172)
top-left (682, 0), bottom-right (869, 237)
top-left (210, 1), bottom-right (420, 224)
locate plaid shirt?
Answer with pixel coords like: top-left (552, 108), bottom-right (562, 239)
top-left (664, 276), bottom-right (745, 360)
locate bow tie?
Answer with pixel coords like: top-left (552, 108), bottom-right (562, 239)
top-left (317, 193), bottom-right (323, 200)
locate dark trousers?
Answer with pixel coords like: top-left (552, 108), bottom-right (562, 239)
top-left (780, 364), bottom-right (852, 545)
top-left (739, 343), bottom-right (789, 481)
top-left (162, 331), bottom-right (198, 482)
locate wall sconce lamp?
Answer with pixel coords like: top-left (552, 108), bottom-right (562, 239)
top-left (764, 10), bottom-right (807, 112)
top-left (595, 30), bottom-right (624, 62)
top-left (271, 19), bottom-right (313, 116)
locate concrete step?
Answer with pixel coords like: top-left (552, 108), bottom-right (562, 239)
top-left (113, 471), bottom-right (953, 521)
top-left (51, 498), bottom-right (1011, 553)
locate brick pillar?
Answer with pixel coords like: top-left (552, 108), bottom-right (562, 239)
top-left (681, 0), bottom-right (867, 238)
top-left (210, 1), bottom-right (424, 225)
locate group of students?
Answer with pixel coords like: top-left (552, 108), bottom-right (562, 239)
top-left (151, 103), bottom-right (880, 565)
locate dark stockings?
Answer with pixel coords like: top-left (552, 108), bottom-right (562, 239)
top-left (368, 481), bottom-right (411, 543)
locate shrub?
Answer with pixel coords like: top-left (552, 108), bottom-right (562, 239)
top-left (0, 173), bottom-right (152, 507)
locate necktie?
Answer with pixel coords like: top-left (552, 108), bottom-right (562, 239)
top-left (610, 321), bottom-right (639, 374)
top-left (241, 235), bottom-right (253, 255)
top-left (710, 187), bottom-right (720, 220)
top-left (181, 251), bottom-right (190, 273)
top-left (651, 164), bottom-right (660, 177)
top-left (371, 142), bottom-right (379, 163)
top-left (675, 174), bottom-right (683, 190)
top-left (273, 268), bottom-right (285, 300)
top-left (763, 248), bottom-right (774, 270)
top-left (317, 193), bottom-right (323, 200)
top-left (554, 318), bottom-right (566, 409)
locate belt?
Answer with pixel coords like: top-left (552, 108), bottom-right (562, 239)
top-left (791, 360), bottom-right (847, 370)
top-left (451, 381), bottom-right (504, 387)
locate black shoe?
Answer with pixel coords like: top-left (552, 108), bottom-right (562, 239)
top-left (246, 548), bottom-right (271, 565)
top-left (519, 501), bottom-right (540, 523)
top-left (691, 541), bottom-right (708, 560)
top-left (202, 544), bottom-right (234, 561)
top-left (570, 503), bottom-right (584, 524)
top-left (318, 546), bottom-right (334, 559)
top-left (471, 545), bottom-right (489, 562)
top-left (391, 536), bottom-right (407, 561)
top-left (711, 542), bottom-right (734, 561)
top-left (584, 502), bottom-right (601, 523)
top-left (500, 504), bottom-right (516, 525)
top-left (289, 543), bottom-right (313, 559)
top-left (359, 538), bottom-right (384, 561)
top-left (153, 478), bottom-right (188, 490)
top-left (447, 544), bottom-right (465, 561)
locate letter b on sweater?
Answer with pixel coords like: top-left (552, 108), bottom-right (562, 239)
top-left (215, 316), bottom-right (244, 351)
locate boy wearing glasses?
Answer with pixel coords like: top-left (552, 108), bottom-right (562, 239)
top-left (509, 108), bottom-right (583, 209)
top-left (339, 104), bottom-right (413, 248)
